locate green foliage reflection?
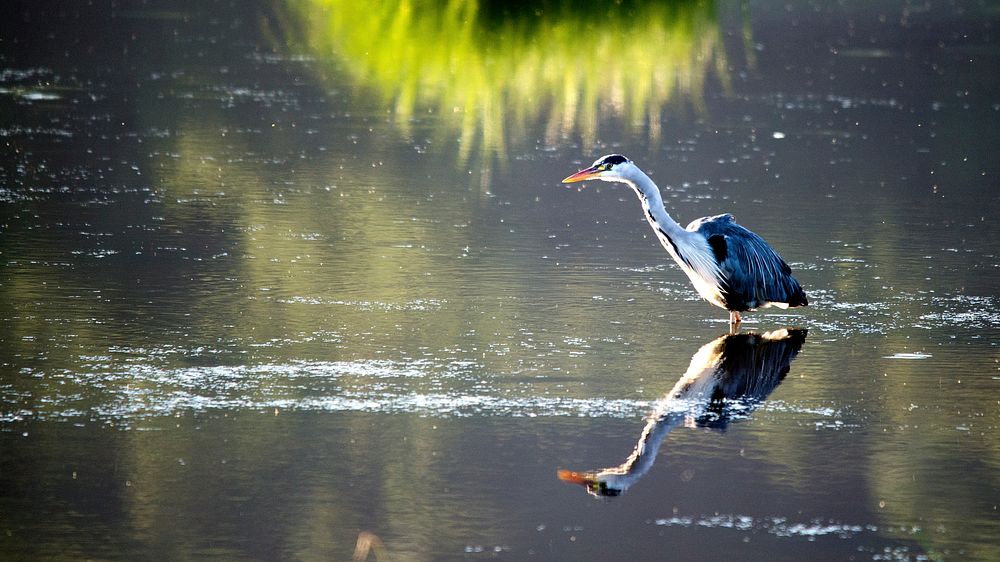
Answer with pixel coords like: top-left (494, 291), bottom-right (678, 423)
top-left (281, 0), bottom-right (728, 162)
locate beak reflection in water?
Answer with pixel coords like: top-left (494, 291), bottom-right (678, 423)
top-left (558, 329), bottom-right (807, 498)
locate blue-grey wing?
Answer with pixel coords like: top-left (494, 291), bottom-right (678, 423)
top-left (688, 214), bottom-right (807, 311)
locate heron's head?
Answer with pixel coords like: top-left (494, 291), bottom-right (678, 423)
top-left (562, 154), bottom-right (636, 185)
top-left (557, 469), bottom-right (624, 497)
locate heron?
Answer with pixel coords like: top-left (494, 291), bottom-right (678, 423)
top-left (562, 154), bottom-right (807, 332)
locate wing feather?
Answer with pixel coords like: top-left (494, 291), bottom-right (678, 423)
top-left (688, 214), bottom-right (807, 311)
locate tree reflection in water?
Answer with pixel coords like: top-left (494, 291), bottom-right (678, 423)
top-left (278, 0), bottom-right (736, 183)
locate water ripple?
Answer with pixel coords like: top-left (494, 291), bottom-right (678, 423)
top-left (3, 358), bottom-right (847, 425)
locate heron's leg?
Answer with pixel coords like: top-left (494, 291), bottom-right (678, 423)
top-left (729, 311), bottom-right (741, 334)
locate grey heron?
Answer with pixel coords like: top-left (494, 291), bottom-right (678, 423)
top-left (563, 154), bottom-right (807, 332)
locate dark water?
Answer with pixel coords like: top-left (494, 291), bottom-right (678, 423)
top-left (2, 1), bottom-right (999, 560)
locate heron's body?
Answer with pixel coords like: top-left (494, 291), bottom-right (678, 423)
top-left (563, 154), bottom-right (807, 331)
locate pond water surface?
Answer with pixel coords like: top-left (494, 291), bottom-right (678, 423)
top-left (2, 1), bottom-right (999, 560)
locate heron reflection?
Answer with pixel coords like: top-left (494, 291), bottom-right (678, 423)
top-left (559, 329), bottom-right (807, 497)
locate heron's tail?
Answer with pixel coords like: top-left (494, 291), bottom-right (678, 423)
top-left (786, 278), bottom-right (808, 307)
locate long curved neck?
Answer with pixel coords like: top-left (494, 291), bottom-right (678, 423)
top-left (621, 170), bottom-right (690, 264)
top-left (600, 342), bottom-right (728, 491)
top-left (609, 411), bottom-right (686, 484)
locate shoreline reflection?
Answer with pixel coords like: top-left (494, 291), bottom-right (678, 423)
top-left (559, 328), bottom-right (807, 497)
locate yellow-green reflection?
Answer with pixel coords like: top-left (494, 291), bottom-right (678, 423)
top-left (280, 0), bottom-right (729, 165)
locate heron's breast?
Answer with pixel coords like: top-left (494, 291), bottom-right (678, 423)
top-left (684, 268), bottom-right (728, 310)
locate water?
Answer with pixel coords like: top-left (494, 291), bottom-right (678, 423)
top-left (2, 1), bottom-right (998, 560)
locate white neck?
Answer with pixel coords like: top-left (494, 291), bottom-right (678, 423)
top-left (613, 165), bottom-right (724, 308)
top-left (593, 411), bottom-right (685, 493)
top-left (618, 168), bottom-right (691, 265)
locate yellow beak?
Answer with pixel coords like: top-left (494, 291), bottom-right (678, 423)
top-left (561, 166), bottom-right (601, 183)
